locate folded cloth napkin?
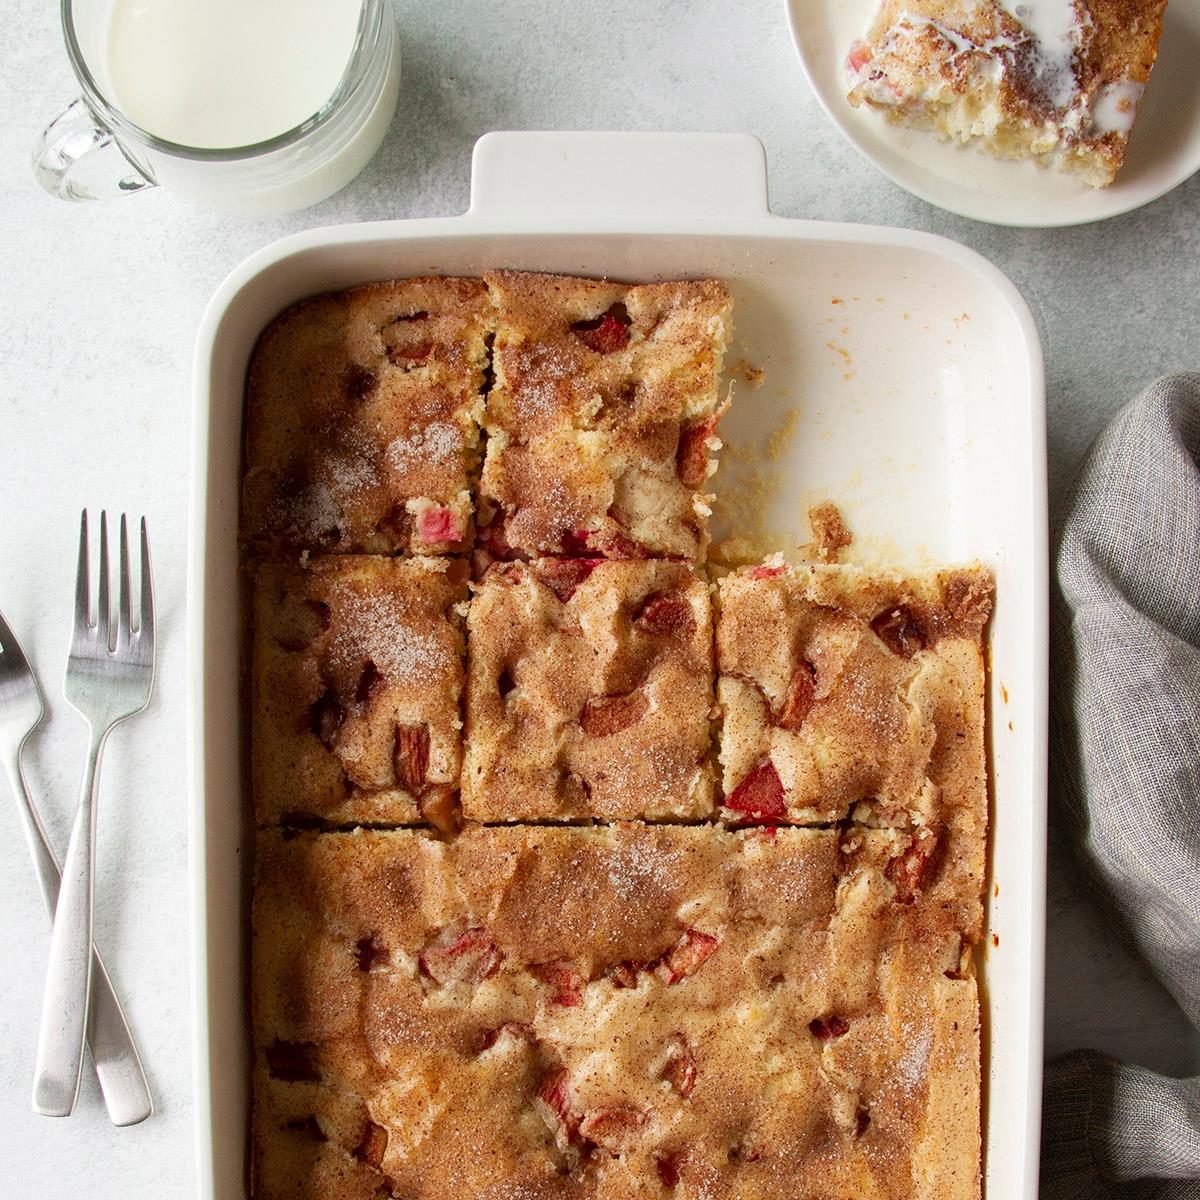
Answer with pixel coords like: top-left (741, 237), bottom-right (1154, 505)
top-left (1045, 374), bottom-right (1200, 1199)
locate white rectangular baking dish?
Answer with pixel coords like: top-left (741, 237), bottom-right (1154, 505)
top-left (188, 131), bottom-right (1047, 1200)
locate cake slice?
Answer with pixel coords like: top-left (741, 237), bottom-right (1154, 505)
top-left (251, 823), bottom-right (981, 1200)
top-left (845, 0), bottom-right (1167, 187)
top-left (242, 276), bottom-right (493, 556)
top-left (251, 555), bottom-right (467, 829)
top-left (716, 558), bottom-right (992, 865)
top-left (462, 558), bottom-right (715, 821)
top-left (478, 270), bottom-right (732, 561)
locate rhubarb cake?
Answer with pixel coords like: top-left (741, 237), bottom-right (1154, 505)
top-left (242, 270), bottom-right (992, 1199)
top-left (251, 555), bottom-right (467, 829)
top-left (252, 823), bottom-right (980, 1199)
top-left (716, 558), bottom-right (993, 848)
top-left (462, 559), bottom-right (715, 822)
top-left (477, 270), bottom-right (731, 562)
top-left (242, 276), bottom-right (492, 557)
top-left (845, 0), bottom-right (1167, 187)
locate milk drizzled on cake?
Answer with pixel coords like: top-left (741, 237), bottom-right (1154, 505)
top-left (845, 0), bottom-right (1167, 186)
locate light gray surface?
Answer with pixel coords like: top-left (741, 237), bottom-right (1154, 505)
top-left (0, 1), bottom-right (1196, 1195)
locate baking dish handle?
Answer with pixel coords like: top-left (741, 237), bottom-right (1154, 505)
top-left (468, 131), bottom-right (770, 222)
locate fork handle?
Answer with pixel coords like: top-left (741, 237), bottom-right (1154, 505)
top-left (3, 750), bottom-right (152, 1125)
top-left (33, 728), bottom-right (106, 1117)
top-left (82, 945), bottom-right (155, 1125)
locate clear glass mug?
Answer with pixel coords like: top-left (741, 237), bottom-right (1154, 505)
top-left (33, 0), bottom-right (401, 216)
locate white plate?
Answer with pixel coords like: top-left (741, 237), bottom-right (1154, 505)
top-left (189, 132), bottom-right (1047, 1199)
top-left (786, 0), bottom-right (1200, 226)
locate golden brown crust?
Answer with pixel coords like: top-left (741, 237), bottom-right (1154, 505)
top-left (846, 0), bottom-right (1167, 186)
top-left (242, 277), bottom-right (492, 556)
top-left (251, 556), bottom-right (467, 827)
top-left (252, 825), bottom-right (979, 1200)
top-left (462, 559), bottom-right (716, 821)
top-left (478, 271), bottom-right (731, 561)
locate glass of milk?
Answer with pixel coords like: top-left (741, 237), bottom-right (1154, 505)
top-left (33, 0), bottom-right (400, 215)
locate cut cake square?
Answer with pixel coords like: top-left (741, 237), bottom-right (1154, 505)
top-left (716, 559), bottom-right (992, 874)
top-left (242, 276), bottom-right (493, 557)
top-left (251, 555), bottom-right (467, 829)
top-left (462, 558), bottom-right (716, 822)
top-left (477, 270), bottom-right (732, 561)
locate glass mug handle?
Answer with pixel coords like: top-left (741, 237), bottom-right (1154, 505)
top-left (33, 98), bottom-right (156, 201)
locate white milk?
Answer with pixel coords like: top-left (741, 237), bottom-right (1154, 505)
top-left (104, 0), bottom-right (364, 148)
top-left (998, 0), bottom-right (1086, 109)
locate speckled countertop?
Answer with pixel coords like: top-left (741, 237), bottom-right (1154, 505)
top-left (1, 0), bottom-right (1197, 1195)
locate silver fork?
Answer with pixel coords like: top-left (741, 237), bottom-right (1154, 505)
top-left (0, 607), bottom-right (152, 1125)
top-left (33, 511), bottom-right (156, 1118)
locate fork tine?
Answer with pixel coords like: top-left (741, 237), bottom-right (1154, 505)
top-left (118, 514), bottom-right (132, 642)
top-left (97, 510), bottom-right (111, 650)
top-left (74, 509), bottom-right (91, 637)
top-left (139, 517), bottom-right (154, 645)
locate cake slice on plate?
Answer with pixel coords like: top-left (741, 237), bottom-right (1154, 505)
top-left (845, 0), bottom-right (1167, 186)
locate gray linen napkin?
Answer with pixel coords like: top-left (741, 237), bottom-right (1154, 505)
top-left (1045, 374), bottom-right (1200, 1198)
